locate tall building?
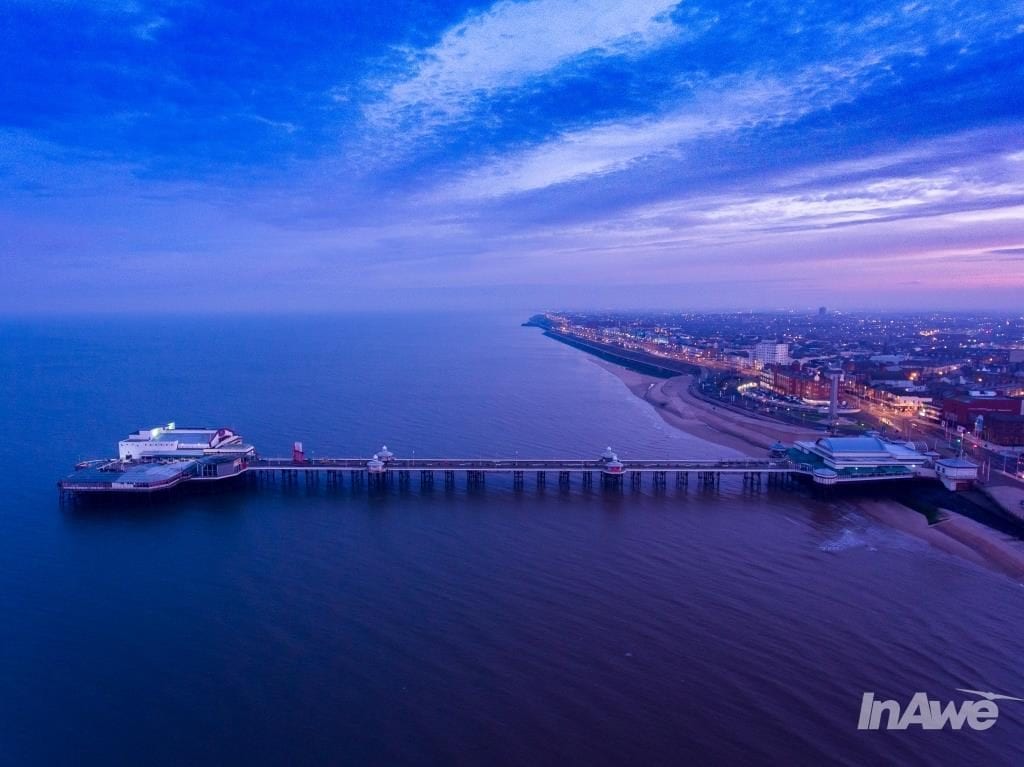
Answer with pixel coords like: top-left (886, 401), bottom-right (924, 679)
top-left (818, 306), bottom-right (827, 316)
top-left (753, 341), bottom-right (790, 369)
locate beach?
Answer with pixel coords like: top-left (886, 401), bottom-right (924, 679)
top-left (594, 357), bottom-right (1024, 580)
top-left (593, 359), bottom-right (819, 458)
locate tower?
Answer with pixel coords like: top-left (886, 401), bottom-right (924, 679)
top-left (827, 370), bottom-right (843, 433)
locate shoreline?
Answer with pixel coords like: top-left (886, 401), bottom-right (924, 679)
top-left (591, 358), bottom-right (820, 458)
top-left (592, 356), bottom-right (1024, 581)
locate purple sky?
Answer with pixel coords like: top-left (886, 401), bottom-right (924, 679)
top-left (2, 1), bottom-right (1023, 313)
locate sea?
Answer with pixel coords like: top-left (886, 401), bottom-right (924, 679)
top-left (1, 313), bottom-right (1023, 766)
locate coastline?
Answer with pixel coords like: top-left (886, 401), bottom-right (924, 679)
top-left (592, 356), bottom-right (1024, 581)
top-left (591, 358), bottom-right (819, 458)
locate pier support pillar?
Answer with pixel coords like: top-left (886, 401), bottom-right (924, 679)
top-left (601, 473), bottom-right (624, 490)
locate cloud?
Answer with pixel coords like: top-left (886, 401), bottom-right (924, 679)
top-left (244, 115), bottom-right (299, 134)
top-left (404, 1), bottom-right (1024, 200)
top-left (5, 0), bottom-right (1024, 312)
top-left (20, 1), bottom-right (170, 39)
top-left (692, 174), bottom-right (1024, 232)
top-left (132, 16), bottom-right (168, 41)
top-left (601, 138), bottom-right (1024, 245)
top-left (428, 132), bottom-right (1024, 290)
top-left (366, 0), bottom-right (687, 131)
top-left (439, 49), bottom-right (906, 199)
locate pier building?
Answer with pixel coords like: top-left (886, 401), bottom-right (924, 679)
top-left (790, 436), bottom-right (929, 482)
top-left (118, 424), bottom-right (254, 461)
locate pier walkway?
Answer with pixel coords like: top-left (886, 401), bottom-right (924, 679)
top-left (245, 447), bottom-right (796, 491)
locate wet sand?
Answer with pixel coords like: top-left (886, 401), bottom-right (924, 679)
top-left (852, 499), bottom-right (1024, 579)
top-left (981, 483), bottom-right (1024, 524)
top-left (593, 357), bottom-right (1024, 581)
top-left (593, 359), bottom-right (819, 458)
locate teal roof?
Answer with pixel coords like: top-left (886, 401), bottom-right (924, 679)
top-left (815, 436), bottom-right (887, 453)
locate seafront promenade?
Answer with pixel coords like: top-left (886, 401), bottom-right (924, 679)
top-left (537, 326), bottom-right (701, 378)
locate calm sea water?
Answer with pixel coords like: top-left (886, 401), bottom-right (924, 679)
top-left (1, 314), bottom-right (1023, 766)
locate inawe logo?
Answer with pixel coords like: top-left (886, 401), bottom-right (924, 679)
top-left (858, 689), bottom-right (1023, 731)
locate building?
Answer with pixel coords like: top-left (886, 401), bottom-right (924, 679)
top-left (761, 367), bottom-right (832, 402)
top-left (934, 458), bottom-right (979, 491)
top-left (119, 423), bottom-right (255, 461)
top-left (61, 423), bottom-right (255, 495)
top-left (865, 384), bottom-right (933, 411)
top-left (941, 396), bottom-right (1024, 428)
top-left (982, 413), bottom-right (1024, 446)
top-left (791, 436), bottom-right (926, 481)
top-left (753, 341), bottom-right (790, 369)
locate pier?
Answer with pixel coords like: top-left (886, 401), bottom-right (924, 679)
top-left (244, 452), bottom-right (793, 491)
top-left (57, 425), bottom-right (976, 501)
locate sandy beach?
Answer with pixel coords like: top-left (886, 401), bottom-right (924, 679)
top-left (593, 359), bottom-right (820, 458)
top-left (851, 499), bottom-right (1024, 579)
top-left (593, 357), bottom-right (1024, 580)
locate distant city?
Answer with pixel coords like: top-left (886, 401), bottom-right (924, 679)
top-left (532, 310), bottom-right (1024, 455)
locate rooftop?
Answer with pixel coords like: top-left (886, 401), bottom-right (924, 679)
top-left (63, 460), bottom-right (197, 486)
top-left (936, 457), bottom-right (978, 468)
top-left (815, 436), bottom-right (888, 454)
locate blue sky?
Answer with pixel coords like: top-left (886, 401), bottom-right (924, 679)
top-left (2, 0), bottom-right (1023, 312)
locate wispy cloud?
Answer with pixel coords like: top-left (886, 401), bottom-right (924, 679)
top-left (365, 0), bottom-right (688, 132)
top-left (629, 129), bottom-right (1024, 236)
top-left (22, 0), bottom-right (171, 40)
top-left (132, 15), bottom-right (168, 41)
top-left (692, 173), bottom-right (1024, 232)
top-left (244, 115), bottom-right (299, 134)
top-left (439, 49), bottom-right (906, 199)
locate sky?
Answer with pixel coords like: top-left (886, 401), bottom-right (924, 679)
top-left (1, 0), bottom-right (1023, 313)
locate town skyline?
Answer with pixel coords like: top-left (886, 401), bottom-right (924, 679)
top-left (3, 0), bottom-right (1023, 312)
